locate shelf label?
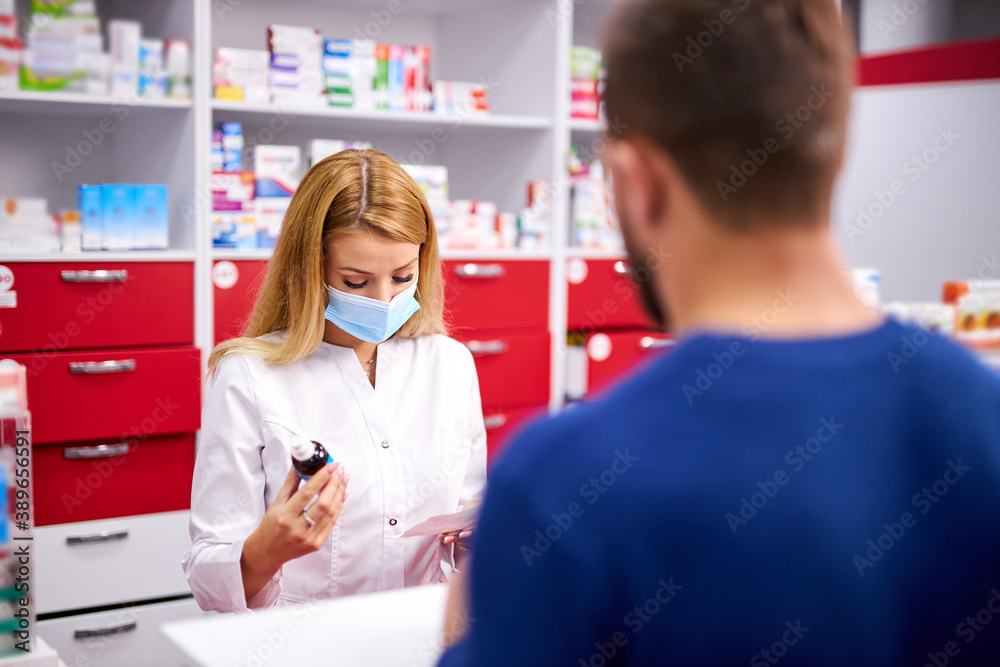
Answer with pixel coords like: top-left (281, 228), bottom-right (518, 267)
top-left (212, 261), bottom-right (239, 290)
top-left (566, 258), bottom-right (588, 285)
top-left (587, 333), bottom-right (612, 362)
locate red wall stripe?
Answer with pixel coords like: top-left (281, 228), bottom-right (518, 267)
top-left (857, 37), bottom-right (1000, 87)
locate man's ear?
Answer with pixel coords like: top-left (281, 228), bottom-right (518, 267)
top-left (603, 139), bottom-right (668, 240)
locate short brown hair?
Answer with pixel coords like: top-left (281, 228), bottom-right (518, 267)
top-left (603, 0), bottom-right (854, 229)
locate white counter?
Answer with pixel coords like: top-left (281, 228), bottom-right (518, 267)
top-left (162, 584), bottom-right (449, 667)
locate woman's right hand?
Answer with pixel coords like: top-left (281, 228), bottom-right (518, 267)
top-left (241, 462), bottom-right (349, 600)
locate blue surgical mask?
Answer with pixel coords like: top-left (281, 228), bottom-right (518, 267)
top-left (324, 281), bottom-right (421, 344)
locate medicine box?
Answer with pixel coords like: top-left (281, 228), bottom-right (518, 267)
top-left (133, 184), bottom-right (168, 249)
top-left (101, 183), bottom-right (135, 250)
top-left (255, 197), bottom-right (290, 248)
top-left (78, 184), bottom-right (102, 250)
top-left (255, 145), bottom-right (300, 197)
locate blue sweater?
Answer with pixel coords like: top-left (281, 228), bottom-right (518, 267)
top-left (438, 320), bottom-right (1000, 666)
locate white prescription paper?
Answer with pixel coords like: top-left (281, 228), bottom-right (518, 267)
top-left (402, 505), bottom-right (482, 537)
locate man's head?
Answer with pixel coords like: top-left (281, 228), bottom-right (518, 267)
top-left (602, 0), bottom-right (855, 327)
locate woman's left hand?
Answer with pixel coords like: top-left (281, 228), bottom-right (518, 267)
top-left (439, 499), bottom-right (482, 544)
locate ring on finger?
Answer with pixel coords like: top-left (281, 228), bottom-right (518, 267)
top-left (302, 509), bottom-right (317, 527)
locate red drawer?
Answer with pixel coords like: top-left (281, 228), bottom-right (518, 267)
top-left (5, 346), bottom-right (200, 444)
top-left (586, 330), bottom-right (676, 395)
top-left (0, 262), bottom-right (194, 353)
top-left (567, 258), bottom-right (655, 330)
top-left (33, 432), bottom-right (195, 526)
top-left (443, 260), bottom-right (549, 333)
top-left (483, 403), bottom-right (547, 465)
top-left (455, 332), bottom-right (550, 407)
top-left (213, 260), bottom-right (268, 344)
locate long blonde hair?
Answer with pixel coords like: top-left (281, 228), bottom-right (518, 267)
top-left (208, 149), bottom-right (445, 371)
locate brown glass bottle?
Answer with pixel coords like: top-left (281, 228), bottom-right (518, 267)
top-left (290, 439), bottom-right (333, 480)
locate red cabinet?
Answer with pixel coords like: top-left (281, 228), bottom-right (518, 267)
top-left (454, 332), bottom-right (550, 407)
top-left (33, 433), bottom-right (196, 526)
top-left (566, 258), bottom-right (654, 330)
top-left (586, 329), bottom-right (676, 395)
top-left (1, 260), bottom-right (200, 526)
top-left (212, 260), bottom-right (268, 344)
top-left (0, 262), bottom-right (194, 353)
top-left (5, 346), bottom-right (201, 445)
top-left (443, 260), bottom-right (549, 333)
top-left (483, 403), bottom-right (547, 464)
top-left (443, 258), bottom-right (552, 462)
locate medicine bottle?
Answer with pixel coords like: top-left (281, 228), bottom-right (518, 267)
top-left (290, 440), bottom-right (333, 480)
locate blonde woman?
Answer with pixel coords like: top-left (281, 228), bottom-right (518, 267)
top-left (182, 150), bottom-right (487, 612)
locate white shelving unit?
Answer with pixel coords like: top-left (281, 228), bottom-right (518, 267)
top-left (0, 249), bottom-right (197, 262)
top-left (568, 117), bottom-right (605, 133)
top-left (0, 0), bottom-right (630, 412)
top-left (211, 98), bottom-right (553, 129)
top-left (0, 89), bottom-right (192, 113)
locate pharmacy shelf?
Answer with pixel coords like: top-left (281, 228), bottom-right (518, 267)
top-left (569, 118), bottom-right (605, 133)
top-left (439, 249), bottom-right (552, 260)
top-left (565, 247), bottom-right (626, 260)
top-left (212, 248), bottom-right (553, 262)
top-left (0, 90), bottom-right (192, 116)
top-left (210, 99), bottom-right (552, 131)
top-left (0, 249), bottom-right (196, 262)
top-left (211, 248), bottom-right (273, 261)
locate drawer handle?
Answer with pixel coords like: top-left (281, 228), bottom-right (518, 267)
top-left (64, 443), bottom-right (130, 460)
top-left (61, 269), bottom-right (128, 283)
top-left (454, 263), bottom-right (505, 279)
top-left (639, 337), bottom-right (676, 351)
top-left (66, 530), bottom-right (129, 546)
top-left (613, 261), bottom-right (633, 277)
top-left (463, 340), bottom-right (507, 356)
top-left (484, 414), bottom-right (508, 430)
top-left (73, 621), bottom-right (137, 639)
top-left (68, 359), bottom-right (136, 374)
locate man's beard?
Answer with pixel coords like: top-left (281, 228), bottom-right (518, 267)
top-left (620, 217), bottom-right (669, 331)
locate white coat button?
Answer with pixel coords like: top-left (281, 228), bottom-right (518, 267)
top-left (381, 440), bottom-right (389, 449)
top-left (389, 518), bottom-right (397, 526)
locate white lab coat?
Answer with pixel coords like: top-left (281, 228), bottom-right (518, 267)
top-left (182, 333), bottom-right (487, 612)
